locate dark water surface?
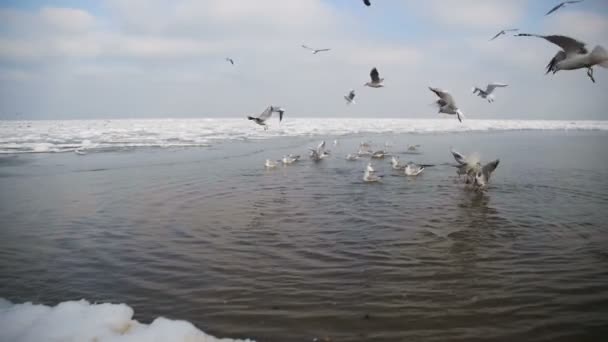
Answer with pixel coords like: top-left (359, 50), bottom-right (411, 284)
top-left (1, 131), bottom-right (608, 341)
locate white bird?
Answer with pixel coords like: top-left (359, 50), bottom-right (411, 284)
top-left (404, 162), bottom-right (425, 176)
top-left (225, 57), bottom-right (235, 65)
top-left (363, 162), bottom-right (382, 182)
top-left (346, 153), bottom-right (360, 161)
top-left (364, 68), bottom-right (384, 88)
top-left (545, 0), bottom-right (584, 16)
top-left (265, 159), bottom-right (279, 168)
top-left (429, 87), bottom-right (465, 122)
top-left (407, 144), bottom-right (421, 152)
top-left (344, 89), bottom-right (356, 105)
top-left (310, 140), bottom-right (330, 161)
top-left (472, 159), bottom-right (500, 188)
top-left (472, 83), bottom-right (508, 103)
top-left (282, 154), bottom-right (300, 165)
top-left (247, 106), bottom-right (285, 130)
top-left (391, 156), bottom-right (405, 170)
top-left (490, 29), bottom-right (518, 41)
top-left (371, 150), bottom-right (387, 159)
top-left (302, 45), bottom-right (331, 54)
top-left (515, 33), bottom-right (608, 83)
top-left (357, 142), bottom-right (373, 156)
top-left (450, 148), bottom-right (499, 187)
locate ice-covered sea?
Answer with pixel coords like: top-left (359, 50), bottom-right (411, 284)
top-left (1, 118), bottom-right (607, 154)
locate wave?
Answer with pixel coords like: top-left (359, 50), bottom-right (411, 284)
top-left (0, 298), bottom-right (254, 342)
top-left (0, 118), bottom-right (606, 154)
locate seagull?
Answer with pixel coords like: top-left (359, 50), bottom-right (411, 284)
top-left (391, 156), bottom-right (405, 170)
top-left (363, 162), bottom-right (382, 182)
top-left (489, 29), bottom-right (518, 41)
top-left (407, 144), bottom-right (421, 152)
top-left (357, 142), bottom-right (373, 156)
top-left (346, 153), bottom-right (360, 161)
top-left (404, 162), bottom-right (425, 176)
top-left (472, 159), bottom-right (500, 188)
top-left (265, 159), bottom-right (279, 168)
top-left (472, 83), bottom-right (508, 103)
top-left (302, 45), bottom-right (331, 54)
top-left (310, 140), bottom-right (330, 161)
top-left (225, 57), bottom-right (235, 65)
top-left (545, 0), bottom-right (584, 16)
top-left (282, 154), bottom-right (300, 165)
top-left (450, 148), bottom-right (479, 178)
top-left (363, 0), bottom-right (371, 6)
top-left (247, 106), bottom-right (285, 130)
top-left (429, 87), bottom-right (465, 122)
top-left (371, 150), bottom-right (387, 159)
top-left (515, 33), bottom-right (608, 83)
top-left (344, 89), bottom-right (356, 105)
top-left (364, 68), bottom-right (384, 88)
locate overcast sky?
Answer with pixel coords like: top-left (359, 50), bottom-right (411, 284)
top-left (0, 0), bottom-right (607, 120)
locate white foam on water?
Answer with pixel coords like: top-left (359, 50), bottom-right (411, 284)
top-left (0, 298), bottom-right (254, 342)
top-left (0, 118), bottom-right (606, 154)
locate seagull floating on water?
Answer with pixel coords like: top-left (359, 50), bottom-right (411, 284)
top-left (472, 83), bottom-right (508, 103)
top-left (265, 159), bottom-right (279, 168)
top-left (545, 0), bottom-right (583, 16)
top-left (364, 68), bottom-right (384, 88)
top-left (282, 154), bottom-right (301, 165)
top-left (407, 144), bottom-right (421, 152)
top-left (490, 29), bottom-right (518, 41)
top-left (346, 153), bottom-right (360, 161)
top-left (391, 156), bottom-right (405, 170)
top-left (429, 87), bottom-right (465, 122)
top-left (404, 162), bottom-right (425, 176)
top-left (247, 106), bottom-right (285, 130)
top-left (225, 57), bottom-right (235, 65)
top-left (302, 45), bottom-right (331, 54)
top-left (363, 162), bottom-right (382, 182)
top-left (310, 141), bottom-right (330, 162)
top-left (371, 150), bottom-right (387, 159)
top-left (450, 148), bottom-right (499, 188)
top-left (344, 89), bottom-right (356, 105)
top-left (515, 33), bottom-right (608, 83)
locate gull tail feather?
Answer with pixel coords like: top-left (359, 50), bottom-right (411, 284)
top-left (590, 46), bottom-right (608, 68)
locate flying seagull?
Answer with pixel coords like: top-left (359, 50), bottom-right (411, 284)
top-left (429, 87), bottom-right (465, 122)
top-left (363, 0), bottom-right (371, 6)
top-left (490, 29), bottom-right (518, 41)
top-left (225, 57), bottom-right (235, 65)
top-left (344, 89), bottom-right (356, 105)
top-left (310, 140), bottom-right (330, 162)
top-left (515, 33), bottom-right (608, 83)
top-left (545, 0), bottom-right (584, 16)
top-left (472, 83), bottom-right (508, 103)
top-left (247, 106), bottom-right (285, 130)
top-left (302, 45), bottom-right (331, 54)
top-left (364, 67), bottom-right (384, 88)
top-left (472, 159), bottom-right (500, 188)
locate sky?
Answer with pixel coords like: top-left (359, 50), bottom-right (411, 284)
top-left (0, 0), bottom-right (607, 120)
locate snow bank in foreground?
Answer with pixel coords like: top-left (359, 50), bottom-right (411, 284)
top-left (0, 298), bottom-right (254, 342)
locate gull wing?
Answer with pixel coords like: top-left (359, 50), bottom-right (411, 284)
top-left (486, 83), bottom-right (508, 93)
top-left (482, 159), bottom-right (500, 179)
top-left (315, 48), bottom-right (331, 53)
top-left (317, 140), bottom-right (326, 154)
top-left (429, 87), bottom-right (455, 107)
top-left (489, 31), bottom-right (504, 41)
top-left (370, 68), bottom-right (381, 83)
top-left (258, 106), bottom-right (273, 121)
top-left (450, 148), bottom-right (467, 165)
top-left (517, 33), bottom-right (587, 55)
top-left (545, 3), bottom-right (565, 15)
top-left (302, 45), bottom-right (314, 51)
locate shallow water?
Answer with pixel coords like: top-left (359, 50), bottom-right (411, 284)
top-left (1, 130), bottom-right (608, 341)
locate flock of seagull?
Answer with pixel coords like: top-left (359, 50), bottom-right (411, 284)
top-left (241, 0), bottom-right (606, 190)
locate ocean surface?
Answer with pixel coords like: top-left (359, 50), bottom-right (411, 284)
top-left (1, 119), bottom-right (608, 341)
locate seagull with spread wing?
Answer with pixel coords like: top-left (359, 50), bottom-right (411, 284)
top-left (225, 57), bottom-right (235, 65)
top-left (344, 89), bottom-right (356, 105)
top-left (247, 106), bottom-right (285, 130)
top-left (472, 83), bottom-right (508, 103)
top-left (490, 29), bottom-right (518, 41)
top-left (429, 87), bottom-right (465, 122)
top-left (302, 45), bottom-right (331, 54)
top-left (364, 68), bottom-right (384, 88)
top-left (545, 0), bottom-right (584, 16)
top-left (515, 33), bottom-right (608, 83)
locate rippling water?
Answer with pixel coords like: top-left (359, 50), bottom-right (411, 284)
top-left (1, 131), bottom-right (607, 341)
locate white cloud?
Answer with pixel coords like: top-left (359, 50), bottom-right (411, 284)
top-left (416, 0), bottom-right (526, 29)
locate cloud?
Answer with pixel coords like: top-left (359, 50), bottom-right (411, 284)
top-left (416, 0), bottom-right (526, 29)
